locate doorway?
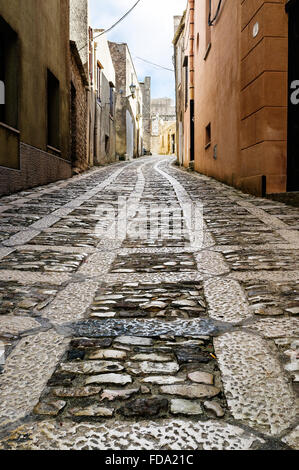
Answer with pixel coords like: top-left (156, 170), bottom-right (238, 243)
top-left (70, 82), bottom-right (77, 166)
top-left (286, 0), bottom-right (299, 191)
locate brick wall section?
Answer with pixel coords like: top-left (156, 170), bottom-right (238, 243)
top-left (0, 143), bottom-right (72, 196)
top-left (70, 45), bottom-right (89, 173)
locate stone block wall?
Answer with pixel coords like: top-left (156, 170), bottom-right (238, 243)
top-left (70, 44), bottom-right (89, 173)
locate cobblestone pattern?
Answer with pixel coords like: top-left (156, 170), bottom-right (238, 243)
top-left (0, 331), bottom-right (68, 427)
top-left (214, 331), bottom-right (298, 436)
top-left (87, 280), bottom-right (207, 320)
top-left (32, 335), bottom-right (226, 423)
top-left (0, 419), bottom-right (264, 450)
top-left (0, 155), bottom-right (298, 449)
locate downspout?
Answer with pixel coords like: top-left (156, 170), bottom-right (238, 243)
top-left (189, 0), bottom-right (195, 163)
top-left (93, 42), bottom-right (98, 164)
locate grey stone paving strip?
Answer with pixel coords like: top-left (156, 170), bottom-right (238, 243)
top-left (42, 281), bottom-right (99, 324)
top-left (0, 331), bottom-right (69, 428)
top-left (214, 243), bottom-right (299, 252)
top-left (3, 229), bottom-right (41, 247)
top-left (247, 317), bottom-right (299, 339)
top-left (67, 317), bottom-right (222, 338)
top-left (214, 331), bottom-right (298, 437)
top-left (276, 229), bottom-right (299, 245)
top-left (0, 418), bottom-right (264, 450)
top-left (0, 316), bottom-right (41, 336)
top-left (30, 216), bottom-right (67, 230)
top-left (237, 200), bottom-right (299, 235)
top-left (195, 251), bottom-right (230, 276)
top-left (229, 271), bottom-right (299, 282)
top-left (204, 278), bottom-right (251, 323)
top-left (282, 426), bottom-right (299, 449)
top-left (99, 272), bottom-right (204, 284)
top-left (0, 270), bottom-right (70, 284)
top-left (0, 205), bottom-right (11, 214)
top-left (0, 247), bottom-right (14, 261)
top-left (16, 244), bottom-right (94, 254)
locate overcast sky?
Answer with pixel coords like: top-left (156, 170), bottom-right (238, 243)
top-left (89, 0), bottom-right (187, 100)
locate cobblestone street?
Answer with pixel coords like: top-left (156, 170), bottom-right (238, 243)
top-left (0, 155), bottom-right (298, 450)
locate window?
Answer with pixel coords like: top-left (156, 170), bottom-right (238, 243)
top-left (89, 27), bottom-right (93, 86)
top-left (70, 82), bottom-right (77, 164)
top-left (96, 64), bottom-right (102, 102)
top-left (205, 0), bottom-right (212, 59)
top-left (105, 135), bottom-right (110, 154)
top-left (183, 56), bottom-right (188, 109)
top-left (47, 69), bottom-right (60, 150)
top-left (205, 123), bottom-right (211, 149)
top-left (0, 16), bottom-right (19, 129)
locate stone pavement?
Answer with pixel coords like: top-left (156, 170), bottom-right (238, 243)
top-left (0, 155), bottom-right (298, 450)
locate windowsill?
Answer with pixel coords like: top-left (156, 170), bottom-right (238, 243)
top-left (205, 142), bottom-right (211, 150)
top-left (0, 121), bottom-right (20, 134)
top-left (204, 43), bottom-right (212, 61)
top-left (47, 145), bottom-right (61, 155)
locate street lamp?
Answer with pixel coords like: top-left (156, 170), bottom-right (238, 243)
top-left (129, 83), bottom-right (137, 99)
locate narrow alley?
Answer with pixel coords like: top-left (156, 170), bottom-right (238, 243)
top-left (0, 155), bottom-right (298, 450)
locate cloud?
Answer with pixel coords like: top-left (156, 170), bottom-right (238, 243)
top-left (89, 0), bottom-right (187, 99)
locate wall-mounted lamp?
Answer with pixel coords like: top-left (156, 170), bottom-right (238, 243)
top-left (129, 83), bottom-right (137, 99)
top-left (119, 84), bottom-right (137, 100)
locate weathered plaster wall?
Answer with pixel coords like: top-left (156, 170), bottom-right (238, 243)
top-left (0, 0), bottom-right (72, 195)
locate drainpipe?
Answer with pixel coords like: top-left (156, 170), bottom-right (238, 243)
top-left (189, 0), bottom-right (195, 102)
top-left (189, 0), bottom-right (195, 164)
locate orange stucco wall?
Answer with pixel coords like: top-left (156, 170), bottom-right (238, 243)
top-left (191, 0), bottom-right (288, 196)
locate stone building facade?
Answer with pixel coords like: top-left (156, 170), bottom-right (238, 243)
top-left (174, 0), bottom-right (297, 196)
top-left (0, 0), bottom-right (72, 196)
top-left (70, 41), bottom-right (89, 173)
top-left (140, 77), bottom-right (152, 154)
top-left (89, 31), bottom-right (116, 165)
top-left (109, 42), bottom-right (143, 160)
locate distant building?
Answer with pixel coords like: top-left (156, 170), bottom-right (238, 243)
top-left (0, 0), bottom-right (72, 196)
top-left (160, 121), bottom-right (177, 155)
top-left (109, 42), bottom-right (143, 160)
top-left (151, 97), bottom-right (176, 155)
top-left (151, 98), bottom-right (176, 121)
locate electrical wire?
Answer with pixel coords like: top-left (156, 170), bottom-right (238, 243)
top-left (208, 0), bottom-right (223, 26)
top-left (78, 0), bottom-right (143, 52)
top-left (95, 0), bottom-right (142, 39)
top-left (135, 56), bottom-right (174, 72)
